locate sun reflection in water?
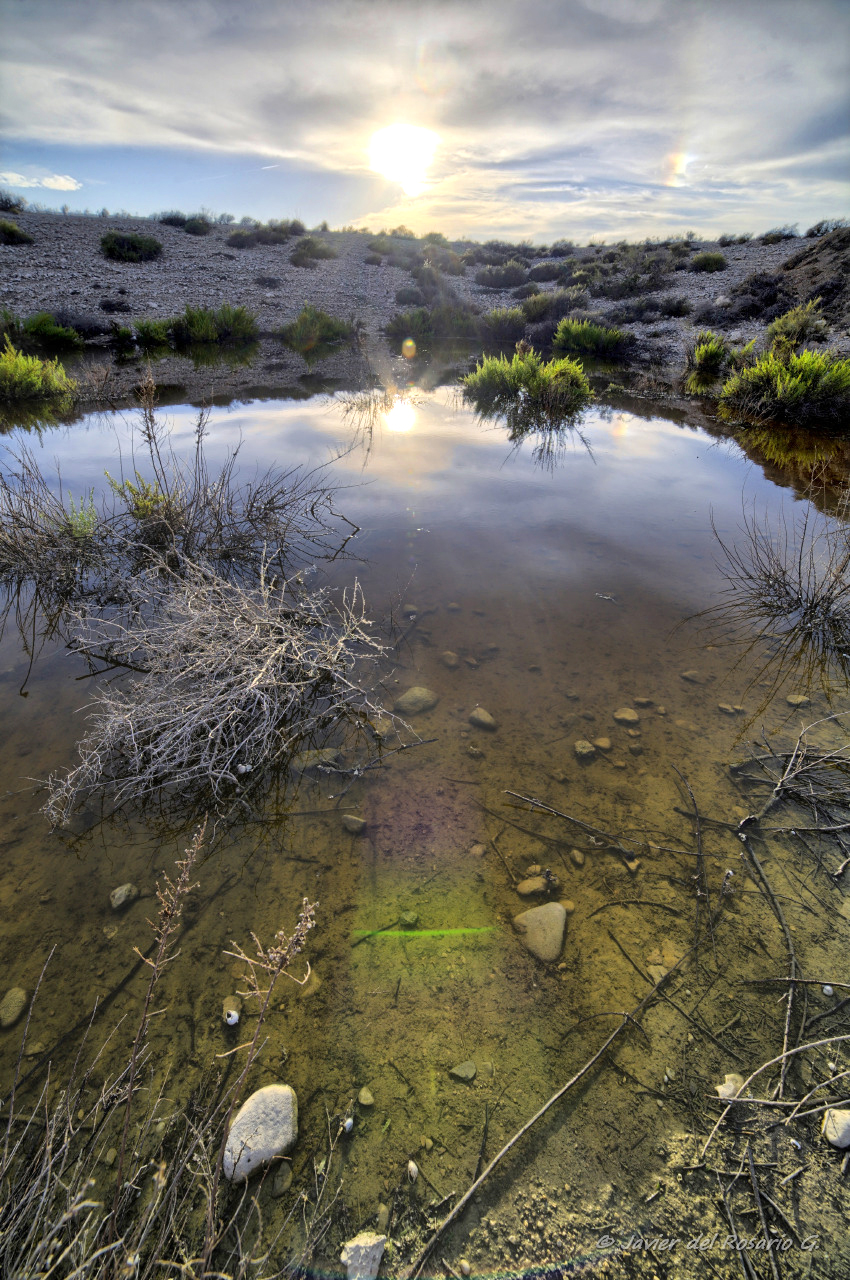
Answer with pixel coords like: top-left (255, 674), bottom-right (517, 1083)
top-left (383, 396), bottom-right (417, 433)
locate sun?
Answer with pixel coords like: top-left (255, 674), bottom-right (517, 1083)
top-left (368, 124), bottom-right (439, 196)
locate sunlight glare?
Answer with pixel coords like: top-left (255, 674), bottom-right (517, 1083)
top-left (368, 124), bottom-right (439, 196)
top-left (384, 397), bottom-right (416, 433)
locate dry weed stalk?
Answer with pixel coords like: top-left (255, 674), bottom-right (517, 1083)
top-left (43, 556), bottom-right (385, 825)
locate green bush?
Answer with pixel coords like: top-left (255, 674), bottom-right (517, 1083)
top-left (0, 219), bottom-right (33, 245)
top-left (513, 282), bottom-right (541, 299)
top-left (290, 237), bottom-right (337, 267)
top-left (22, 312), bottom-right (84, 350)
top-left (690, 252), bottom-right (727, 273)
top-left (552, 317), bottom-right (628, 357)
top-left (759, 225), bottom-right (798, 244)
top-left (684, 329), bottom-right (728, 394)
top-left (520, 289), bottom-right (580, 323)
top-left (475, 260), bottom-right (529, 289)
top-left (395, 286), bottom-right (426, 306)
top-left (385, 302), bottom-right (480, 343)
top-left (479, 307), bottom-right (527, 343)
top-left (0, 189), bottom-right (26, 213)
top-left (183, 216), bottom-right (213, 236)
top-left (101, 231), bottom-right (163, 262)
top-left (766, 299), bottom-right (828, 351)
top-left (528, 262), bottom-right (564, 283)
top-left (171, 304), bottom-right (259, 345)
top-left (278, 304), bottom-right (355, 356)
top-left (805, 218), bottom-right (849, 238)
top-left (463, 348), bottom-right (592, 419)
top-left (364, 253), bottom-right (383, 266)
top-left (658, 295), bottom-right (692, 317)
top-left (135, 318), bottom-right (172, 349)
top-left (157, 211), bottom-right (188, 227)
top-left (718, 349), bottom-right (850, 427)
top-left (0, 337), bottom-right (77, 402)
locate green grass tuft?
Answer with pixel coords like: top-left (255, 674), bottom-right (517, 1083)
top-left (766, 299), bottom-right (828, 352)
top-left (22, 312), bottom-right (84, 350)
top-left (718, 349), bottom-right (850, 427)
top-left (101, 231), bottom-right (163, 262)
top-left (479, 307), bottom-right (527, 344)
top-left (135, 318), bottom-right (173, 349)
top-left (290, 236), bottom-right (337, 267)
top-left (0, 337), bottom-right (77, 402)
top-left (463, 347), bottom-right (592, 420)
top-left (278, 305), bottom-right (355, 357)
top-left (171, 304), bottom-right (259, 346)
top-left (0, 219), bottom-right (34, 245)
top-left (474, 260), bottom-right (529, 289)
top-left (552, 317), bottom-right (628, 357)
top-left (690, 252), bottom-right (727, 273)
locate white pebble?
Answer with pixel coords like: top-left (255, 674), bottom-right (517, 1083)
top-left (407, 1159), bottom-right (419, 1183)
top-left (823, 984), bottom-right (834, 996)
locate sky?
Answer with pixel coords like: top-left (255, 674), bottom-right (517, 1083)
top-left (0, 0), bottom-right (847, 242)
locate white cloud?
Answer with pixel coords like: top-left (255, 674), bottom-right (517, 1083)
top-left (0, 169), bottom-right (82, 190)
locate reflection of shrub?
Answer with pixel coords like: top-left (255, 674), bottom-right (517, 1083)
top-left (0, 219), bottom-right (33, 245)
top-left (480, 307), bottom-right (527, 343)
top-left (101, 231), bottom-right (163, 262)
top-left (475, 260), bottom-right (528, 289)
top-left (552, 317), bottom-right (628, 357)
top-left (290, 236), bottom-right (337, 267)
top-left (279, 304), bottom-right (355, 355)
top-left (0, 338), bottom-right (77, 402)
top-left (690, 252), bottom-right (727, 273)
top-left (463, 348), bottom-right (592, 419)
top-left (684, 329), bottom-right (728, 394)
top-left (718, 349), bottom-right (850, 427)
top-left (172, 304), bottom-right (259, 345)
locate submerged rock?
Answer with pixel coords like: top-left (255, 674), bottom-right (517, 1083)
top-left (468, 706), bottom-right (497, 731)
top-left (342, 814), bottom-right (367, 834)
top-left (340, 1232), bottom-right (387, 1280)
top-left (516, 875), bottom-right (550, 897)
top-left (786, 693), bottom-right (811, 708)
top-left (441, 650), bottom-right (460, 669)
top-left (224, 1084), bottom-right (298, 1182)
top-left (109, 883), bottom-right (139, 911)
top-left (613, 707), bottom-right (639, 725)
top-left (513, 902), bottom-right (567, 962)
top-left (358, 1086), bottom-right (375, 1107)
top-left (393, 686), bottom-right (439, 715)
top-left (574, 739), bottom-right (596, 760)
top-left (449, 1060), bottom-right (477, 1082)
top-left (822, 1108), bottom-right (850, 1148)
top-left (0, 987), bottom-right (27, 1029)
top-left (290, 748), bottom-right (340, 774)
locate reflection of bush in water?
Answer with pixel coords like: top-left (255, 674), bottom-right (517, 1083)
top-left (719, 349), bottom-right (850, 428)
top-left (463, 347), bottom-right (592, 420)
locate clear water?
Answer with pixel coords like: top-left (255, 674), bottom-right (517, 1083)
top-left (1, 387), bottom-right (848, 1277)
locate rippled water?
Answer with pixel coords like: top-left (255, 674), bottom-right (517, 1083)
top-left (1, 384), bottom-right (848, 1278)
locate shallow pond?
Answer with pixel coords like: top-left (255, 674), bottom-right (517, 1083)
top-left (1, 379), bottom-right (848, 1278)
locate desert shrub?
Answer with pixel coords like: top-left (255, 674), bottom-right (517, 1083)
top-left (719, 349), bottom-right (850, 427)
top-left (759, 224), bottom-right (799, 244)
top-left (0, 188), bottom-right (26, 213)
top-left (528, 262), bottom-right (564, 283)
top-left (690, 252), bottom-right (727, 273)
top-left (683, 329), bottom-right (728, 394)
top-left (423, 230), bottom-right (450, 246)
top-left (278, 304), bottom-right (355, 357)
top-left (729, 271), bottom-right (796, 322)
top-left (0, 219), bottom-right (33, 245)
top-left (385, 308), bottom-right (433, 341)
top-left (385, 302), bottom-right (480, 343)
top-left (549, 240), bottom-right (574, 257)
top-left (51, 308), bottom-right (111, 339)
top-left (157, 210), bottom-right (188, 227)
top-left (364, 253), bottom-right (382, 266)
top-left (475, 260), bottom-right (529, 289)
top-left (463, 347), bottom-right (592, 421)
top-left (22, 312), bottom-right (84, 350)
top-left (552, 317), bottom-right (629, 357)
top-left (101, 231), bottom-right (163, 262)
top-left (610, 298), bottom-right (661, 324)
top-left (717, 234), bottom-right (736, 247)
top-left (290, 236), bottom-right (337, 267)
top-left (480, 307), bottom-right (527, 343)
top-left (0, 337), bottom-right (77, 402)
top-left (659, 294), bottom-right (692, 317)
top-left (805, 218), bottom-right (849, 238)
top-left (99, 296), bottom-right (132, 314)
top-left (226, 229), bottom-right (260, 249)
top-left (254, 274), bottom-right (281, 288)
top-left (395, 286), bottom-right (425, 306)
top-left (513, 282), bottom-right (541, 299)
top-left (183, 215), bottom-right (213, 236)
top-left (171, 304), bottom-right (259, 345)
top-left (767, 299), bottom-right (828, 352)
top-left (520, 288), bottom-right (581, 323)
top-left (135, 318), bottom-right (172, 349)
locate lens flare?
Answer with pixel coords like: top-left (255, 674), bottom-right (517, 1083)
top-left (402, 338), bottom-right (417, 359)
top-left (368, 124), bottom-right (439, 196)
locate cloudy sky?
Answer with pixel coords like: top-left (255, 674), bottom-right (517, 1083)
top-left (0, 0), bottom-right (847, 241)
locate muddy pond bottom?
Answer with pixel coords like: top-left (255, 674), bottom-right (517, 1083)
top-left (1, 387), bottom-right (848, 1278)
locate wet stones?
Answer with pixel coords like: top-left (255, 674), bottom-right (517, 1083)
top-left (570, 848), bottom-right (585, 868)
top-left (357, 1086), bottom-right (374, 1107)
top-left (613, 707), bottom-right (639, 725)
top-left (441, 650), bottom-right (460, 669)
top-left (341, 814), bottom-right (367, 834)
top-left (574, 739), bottom-right (596, 760)
top-left (680, 670), bottom-right (706, 684)
top-left (512, 902), bottom-right (567, 962)
top-left (393, 686), bottom-right (438, 715)
top-left (340, 1231), bottom-right (387, 1280)
top-left (109, 883), bottom-right (139, 911)
top-left (0, 987), bottom-right (27, 1029)
top-left (224, 1084), bottom-right (298, 1181)
top-left (468, 706), bottom-right (497, 731)
top-left (592, 737), bottom-right (612, 752)
top-left (449, 1060), bottom-right (477, 1082)
top-left (787, 693), bottom-right (811, 707)
top-left (516, 874), bottom-right (557, 896)
top-left (822, 1108), bottom-right (850, 1148)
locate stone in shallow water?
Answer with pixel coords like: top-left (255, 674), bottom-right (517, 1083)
top-left (441, 650), bottom-right (460, 669)
top-left (393, 686), bottom-right (439, 715)
top-left (786, 693), bottom-right (811, 707)
top-left (224, 1084), bottom-right (298, 1182)
top-left (513, 902), bottom-right (567, 962)
top-left (469, 706), bottom-right (497, 731)
top-left (0, 987), bottom-right (27, 1029)
top-left (358, 1086), bottom-right (374, 1107)
top-left (290, 748), bottom-right (340, 774)
top-left (109, 883), bottom-right (139, 911)
top-left (342, 814), bottom-right (367, 834)
top-left (822, 1108), bottom-right (850, 1148)
top-left (516, 875), bottom-right (550, 897)
top-left (449, 1060), bottom-right (477, 1082)
top-left (613, 707), bottom-right (639, 725)
top-left (340, 1232), bottom-right (387, 1280)
top-left (574, 739), bottom-right (596, 760)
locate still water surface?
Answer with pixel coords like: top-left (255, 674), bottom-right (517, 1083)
top-left (1, 387), bottom-right (847, 1276)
